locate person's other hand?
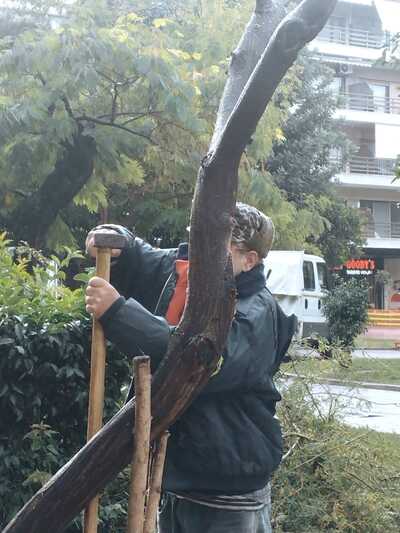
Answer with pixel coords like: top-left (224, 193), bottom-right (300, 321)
top-left (85, 277), bottom-right (120, 319)
top-left (85, 229), bottom-right (123, 260)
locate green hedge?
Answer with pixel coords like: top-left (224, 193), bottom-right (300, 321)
top-left (0, 236), bottom-right (131, 529)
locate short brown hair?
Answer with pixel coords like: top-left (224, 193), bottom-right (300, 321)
top-left (231, 203), bottom-right (274, 259)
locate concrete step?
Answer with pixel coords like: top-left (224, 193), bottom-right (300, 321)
top-left (368, 311), bottom-right (400, 328)
top-left (369, 317), bottom-right (400, 323)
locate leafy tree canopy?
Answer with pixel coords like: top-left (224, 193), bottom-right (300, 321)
top-left (0, 0), bottom-right (363, 265)
top-left (0, 0), bottom-right (252, 246)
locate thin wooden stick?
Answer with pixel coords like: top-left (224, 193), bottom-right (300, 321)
top-left (143, 432), bottom-right (170, 533)
top-left (127, 357), bottom-right (152, 533)
top-left (84, 246), bottom-right (111, 533)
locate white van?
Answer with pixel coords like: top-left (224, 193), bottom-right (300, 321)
top-left (264, 251), bottom-right (329, 339)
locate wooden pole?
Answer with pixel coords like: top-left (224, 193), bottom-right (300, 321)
top-left (83, 247), bottom-right (111, 533)
top-left (143, 432), bottom-right (170, 533)
top-left (127, 357), bottom-right (152, 533)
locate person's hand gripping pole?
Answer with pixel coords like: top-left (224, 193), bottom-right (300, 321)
top-left (84, 232), bottom-right (127, 533)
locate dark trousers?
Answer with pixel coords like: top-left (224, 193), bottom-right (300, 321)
top-left (158, 493), bottom-right (272, 533)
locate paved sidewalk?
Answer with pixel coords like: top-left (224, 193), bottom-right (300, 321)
top-left (364, 326), bottom-right (400, 339)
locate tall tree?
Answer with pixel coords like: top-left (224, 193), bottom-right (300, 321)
top-left (0, 0), bottom-right (306, 250)
top-left (4, 1), bottom-right (337, 532)
top-left (266, 55), bottom-right (364, 265)
top-left (0, 0), bottom-right (208, 246)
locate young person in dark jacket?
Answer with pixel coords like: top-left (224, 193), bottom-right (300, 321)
top-left (85, 203), bottom-right (295, 533)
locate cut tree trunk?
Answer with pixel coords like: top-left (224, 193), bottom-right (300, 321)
top-left (3, 1), bottom-right (337, 532)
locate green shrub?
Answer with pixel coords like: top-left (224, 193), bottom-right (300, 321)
top-left (322, 275), bottom-right (369, 348)
top-left (0, 235), bottom-right (131, 529)
top-left (273, 365), bottom-right (400, 532)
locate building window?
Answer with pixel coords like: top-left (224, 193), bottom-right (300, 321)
top-left (330, 15), bottom-right (346, 28)
top-left (303, 261), bottom-right (316, 291)
top-left (329, 76), bottom-right (344, 95)
top-left (360, 201), bottom-right (392, 238)
top-left (346, 79), bottom-right (390, 113)
top-left (360, 200), bottom-right (374, 237)
top-left (391, 203), bottom-right (400, 239)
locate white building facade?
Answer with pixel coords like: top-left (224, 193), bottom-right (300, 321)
top-left (311, 0), bottom-right (400, 309)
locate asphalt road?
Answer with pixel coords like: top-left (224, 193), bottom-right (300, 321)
top-left (296, 348), bottom-right (400, 359)
top-left (310, 383), bottom-right (400, 434)
top-left (352, 349), bottom-right (400, 359)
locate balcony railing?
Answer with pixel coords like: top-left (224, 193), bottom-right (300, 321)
top-left (338, 92), bottom-right (400, 115)
top-left (363, 222), bottom-right (400, 239)
top-left (318, 24), bottom-right (388, 49)
top-left (331, 155), bottom-right (397, 176)
top-left (348, 156), bottom-right (396, 175)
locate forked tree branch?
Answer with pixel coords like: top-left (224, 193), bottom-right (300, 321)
top-left (76, 115), bottom-right (158, 144)
top-left (3, 1), bottom-right (337, 531)
top-left (211, 0), bottom-right (285, 148)
top-left (211, 0), bottom-right (338, 160)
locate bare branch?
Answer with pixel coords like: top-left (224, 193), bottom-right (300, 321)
top-left (111, 84), bottom-right (118, 123)
top-left (96, 111), bottom-right (161, 121)
top-left (288, 433), bottom-right (367, 473)
top-left (36, 72), bottom-right (46, 86)
top-left (61, 95), bottom-right (75, 119)
top-left (211, 0), bottom-right (285, 147)
top-left (96, 69), bottom-right (141, 87)
top-left (282, 438), bottom-right (300, 462)
top-left (76, 115), bottom-right (157, 145)
top-left (344, 469), bottom-right (378, 492)
top-left (210, 0), bottom-right (337, 158)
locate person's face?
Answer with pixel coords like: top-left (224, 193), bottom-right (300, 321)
top-left (230, 244), bottom-right (260, 277)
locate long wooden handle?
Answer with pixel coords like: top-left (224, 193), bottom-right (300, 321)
top-left (84, 247), bottom-right (111, 533)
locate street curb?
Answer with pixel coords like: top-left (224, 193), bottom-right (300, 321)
top-left (283, 373), bottom-right (400, 392)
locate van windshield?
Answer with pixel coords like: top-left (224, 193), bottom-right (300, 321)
top-left (317, 262), bottom-right (329, 290)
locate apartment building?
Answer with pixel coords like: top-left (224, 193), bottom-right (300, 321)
top-left (311, 0), bottom-right (400, 309)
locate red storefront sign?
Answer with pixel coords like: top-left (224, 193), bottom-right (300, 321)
top-left (344, 258), bottom-right (376, 275)
top-left (345, 259), bottom-right (376, 271)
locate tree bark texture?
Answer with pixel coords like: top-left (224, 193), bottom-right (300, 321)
top-left (6, 132), bottom-right (95, 248)
top-left (3, 1), bottom-right (337, 532)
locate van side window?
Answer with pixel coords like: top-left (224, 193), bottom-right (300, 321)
top-left (317, 263), bottom-right (329, 290)
top-left (303, 261), bottom-right (315, 291)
